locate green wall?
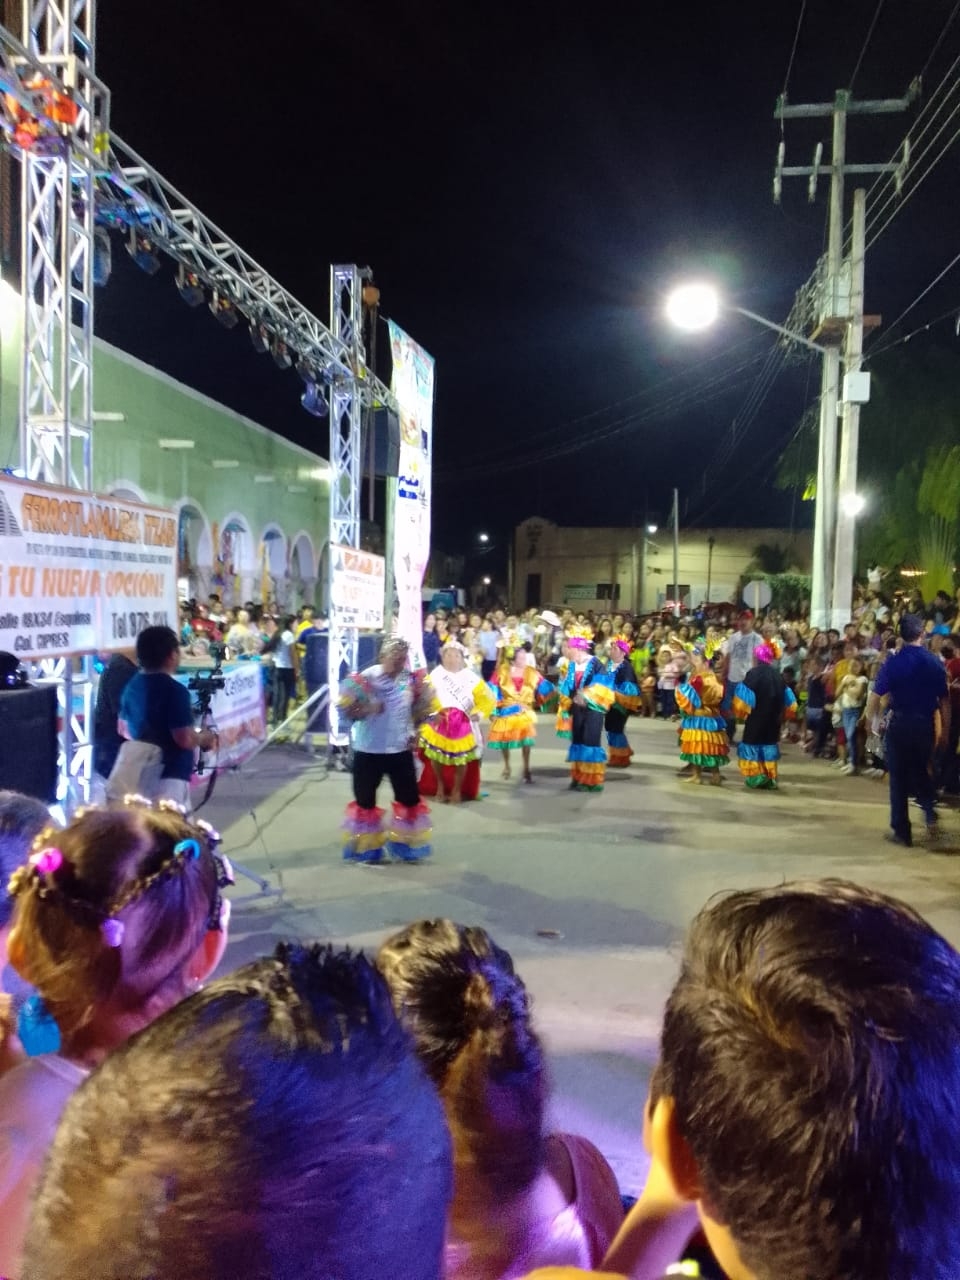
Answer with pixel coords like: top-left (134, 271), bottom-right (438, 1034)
top-left (0, 289), bottom-right (330, 608)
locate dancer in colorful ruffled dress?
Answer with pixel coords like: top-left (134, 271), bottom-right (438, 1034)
top-left (675, 647), bottom-right (729, 785)
top-left (419, 641), bottom-right (496, 803)
top-left (606, 635), bottom-right (641, 768)
top-left (558, 626), bottom-right (616, 792)
top-left (732, 642), bottom-right (797, 789)
top-left (488, 643), bottom-right (554, 782)
top-left (338, 637), bottom-right (439, 862)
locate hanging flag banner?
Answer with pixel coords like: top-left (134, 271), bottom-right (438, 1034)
top-left (0, 474), bottom-right (178, 659)
top-left (388, 320), bottom-right (434, 669)
top-left (330, 543), bottom-right (385, 629)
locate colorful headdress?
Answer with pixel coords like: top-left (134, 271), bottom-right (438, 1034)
top-left (611, 634), bottom-right (632, 654)
top-left (380, 636), bottom-right (410, 661)
top-left (754, 642), bottom-right (776, 665)
top-left (566, 624), bottom-right (594, 652)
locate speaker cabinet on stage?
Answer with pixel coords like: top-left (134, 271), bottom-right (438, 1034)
top-left (372, 408), bottom-right (400, 477)
top-left (0, 684), bottom-right (58, 803)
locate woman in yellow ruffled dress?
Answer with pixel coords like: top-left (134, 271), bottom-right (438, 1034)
top-left (488, 644), bottom-right (554, 783)
top-left (675, 646), bottom-right (729, 785)
top-left (420, 642), bottom-right (496, 803)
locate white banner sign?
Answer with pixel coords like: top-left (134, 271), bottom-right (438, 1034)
top-left (330, 544), bottom-right (385, 629)
top-left (388, 321), bottom-right (434, 669)
top-left (0, 475), bottom-right (178, 659)
top-left (175, 661), bottom-right (267, 772)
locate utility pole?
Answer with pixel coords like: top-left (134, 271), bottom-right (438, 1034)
top-left (774, 86), bottom-right (914, 630)
top-left (672, 487), bottom-right (680, 618)
top-left (831, 188), bottom-right (867, 629)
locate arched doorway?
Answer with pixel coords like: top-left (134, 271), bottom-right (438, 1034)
top-left (176, 501), bottom-right (212, 601)
top-left (259, 524), bottom-right (288, 610)
top-left (289, 531), bottom-right (317, 609)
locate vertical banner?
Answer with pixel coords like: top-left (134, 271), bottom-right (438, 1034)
top-left (388, 321), bottom-right (434, 669)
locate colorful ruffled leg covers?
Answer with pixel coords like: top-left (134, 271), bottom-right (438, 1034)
top-left (342, 803), bottom-right (387, 863)
top-left (386, 800), bottom-right (433, 861)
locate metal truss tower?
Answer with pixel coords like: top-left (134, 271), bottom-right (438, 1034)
top-left (327, 264), bottom-right (364, 746)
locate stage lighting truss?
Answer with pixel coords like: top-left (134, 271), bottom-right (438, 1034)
top-left (126, 227), bottom-right (161, 275)
top-left (249, 316), bottom-right (270, 353)
top-left (270, 336), bottom-right (293, 369)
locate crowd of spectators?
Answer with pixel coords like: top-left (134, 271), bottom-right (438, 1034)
top-left (1, 788), bottom-right (959, 1278)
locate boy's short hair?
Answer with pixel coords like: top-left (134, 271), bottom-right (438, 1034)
top-left (135, 625), bottom-right (180, 671)
top-left (26, 943), bottom-right (452, 1280)
top-left (657, 880), bottom-right (960, 1280)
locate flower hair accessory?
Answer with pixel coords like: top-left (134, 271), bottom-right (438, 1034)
top-left (101, 918), bottom-right (125, 948)
top-left (30, 847), bottom-right (63, 876)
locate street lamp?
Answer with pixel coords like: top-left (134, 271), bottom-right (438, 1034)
top-left (840, 492), bottom-right (865, 517)
top-left (478, 532), bottom-right (489, 544)
top-left (482, 575), bottom-right (491, 586)
top-left (665, 280), bottom-right (842, 628)
top-left (646, 523), bottom-right (658, 535)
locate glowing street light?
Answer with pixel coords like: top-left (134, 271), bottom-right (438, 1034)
top-left (478, 532), bottom-right (490, 544)
top-left (665, 282), bottom-right (720, 332)
top-left (646, 523), bottom-right (658, 535)
top-left (840, 492), bottom-right (866, 518)
top-left (482, 575), bottom-right (491, 586)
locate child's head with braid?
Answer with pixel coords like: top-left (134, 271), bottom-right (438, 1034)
top-left (6, 798), bottom-right (231, 1063)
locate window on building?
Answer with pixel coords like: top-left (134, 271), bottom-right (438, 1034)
top-left (525, 573), bottom-right (541, 608)
top-left (596, 583), bottom-right (621, 601)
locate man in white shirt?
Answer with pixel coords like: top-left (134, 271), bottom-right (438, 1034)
top-left (338, 638), bottom-right (435, 864)
top-left (720, 611), bottom-right (761, 741)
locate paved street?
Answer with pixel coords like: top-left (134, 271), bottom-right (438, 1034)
top-left (205, 717), bottom-right (960, 1194)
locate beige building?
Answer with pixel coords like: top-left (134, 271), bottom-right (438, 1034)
top-left (510, 518), bottom-right (812, 614)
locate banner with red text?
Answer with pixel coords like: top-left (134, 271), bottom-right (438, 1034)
top-left (330, 544), bottom-right (385, 629)
top-left (0, 475), bottom-right (178, 659)
top-left (388, 321), bottom-right (434, 668)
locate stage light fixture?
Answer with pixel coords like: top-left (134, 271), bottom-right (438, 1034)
top-left (92, 229), bottom-right (112, 287)
top-left (301, 381), bottom-right (329, 418)
top-left (126, 228), bottom-right (161, 276)
top-left (249, 318), bottom-right (270, 354)
top-left (176, 264), bottom-right (205, 307)
top-left (271, 338), bottom-right (293, 370)
top-left (209, 290), bottom-right (239, 329)
top-left (296, 356), bottom-right (318, 383)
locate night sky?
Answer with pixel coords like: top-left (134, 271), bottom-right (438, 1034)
top-left (90, 1), bottom-right (960, 568)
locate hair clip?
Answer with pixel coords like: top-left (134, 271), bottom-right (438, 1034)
top-left (17, 994), bottom-right (62, 1057)
top-left (30, 847), bottom-right (63, 876)
top-left (123, 793), bottom-right (155, 810)
top-left (158, 798), bottom-right (189, 817)
top-left (215, 853), bottom-right (235, 889)
top-left (174, 838), bottom-right (201, 861)
top-left (101, 918), bottom-right (125, 948)
top-left (193, 818), bottom-right (222, 847)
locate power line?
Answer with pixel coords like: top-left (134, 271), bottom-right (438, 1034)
top-left (849, 0), bottom-right (886, 91)
top-left (920, 0), bottom-right (960, 82)
top-left (781, 0), bottom-right (808, 127)
top-left (865, 244), bottom-right (960, 355)
top-left (865, 303), bottom-right (960, 362)
top-left (438, 350), bottom-right (768, 481)
top-left (866, 113), bottom-right (960, 248)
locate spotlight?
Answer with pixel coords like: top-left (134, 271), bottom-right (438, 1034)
top-left (249, 318), bottom-right (270, 354)
top-left (271, 338), bottom-right (293, 370)
top-left (126, 228), bottom-right (161, 276)
top-left (176, 264), bottom-right (205, 307)
top-left (296, 356), bottom-right (319, 383)
top-left (301, 381), bottom-right (329, 417)
top-left (209, 290), bottom-right (239, 330)
top-left (92, 229), bottom-right (111, 287)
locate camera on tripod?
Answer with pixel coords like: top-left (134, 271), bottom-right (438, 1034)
top-left (187, 641), bottom-right (227, 713)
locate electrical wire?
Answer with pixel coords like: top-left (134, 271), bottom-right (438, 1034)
top-left (865, 302), bottom-right (960, 362)
top-left (920, 0), bottom-right (960, 83)
top-left (849, 0), bottom-right (886, 92)
top-left (449, 330), bottom-right (765, 468)
top-left (865, 113), bottom-right (960, 248)
top-left (865, 244), bottom-right (960, 357)
top-left (438, 349), bottom-right (769, 481)
top-left (781, 0), bottom-right (808, 126)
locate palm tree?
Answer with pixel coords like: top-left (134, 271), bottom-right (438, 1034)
top-left (748, 543), bottom-right (790, 575)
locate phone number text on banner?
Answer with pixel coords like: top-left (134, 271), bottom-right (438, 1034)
top-left (0, 476), bottom-right (178, 659)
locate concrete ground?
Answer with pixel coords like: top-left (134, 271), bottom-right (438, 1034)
top-left (204, 717), bottom-right (960, 1194)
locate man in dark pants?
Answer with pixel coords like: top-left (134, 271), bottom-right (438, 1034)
top-left (338, 637), bottom-right (436, 864)
top-left (868, 614), bottom-right (949, 847)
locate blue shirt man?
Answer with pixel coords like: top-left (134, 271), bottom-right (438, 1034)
top-left (870, 615), bottom-right (949, 846)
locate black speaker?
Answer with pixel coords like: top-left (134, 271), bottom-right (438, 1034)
top-left (0, 684), bottom-right (58, 803)
top-left (371, 408), bottom-right (400, 478)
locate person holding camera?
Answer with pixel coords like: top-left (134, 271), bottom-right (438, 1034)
top-left (108, 626), bottom-right (217, 808)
